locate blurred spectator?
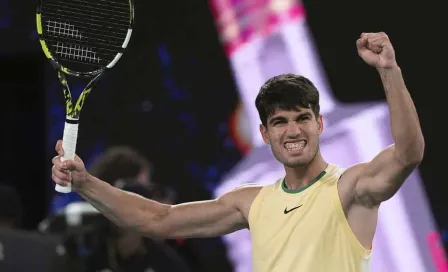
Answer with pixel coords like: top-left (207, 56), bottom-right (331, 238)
top-left (87, 181), bottom-right (191, 272)
top-left (89, 146), bottom-right (153, 187)
top-left (90, 147), bottom-right (234, 272)
top-left (84, 146), bottom-right (190, 272)
top-left (89, 146), bottom-right (176, 204)
top-left (51, 145), bottom-right (169, 213)
top-left (0, 184), bottom-right (22, 229)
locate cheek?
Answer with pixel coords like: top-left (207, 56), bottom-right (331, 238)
top-left (267, 129), bottom-right (281, 141)
top-left (309, 123), bottom-right (320, 134)
top-left (303, 126), bottom-right (319, 141)
top-left (268, 133), bottom-right (283, 149)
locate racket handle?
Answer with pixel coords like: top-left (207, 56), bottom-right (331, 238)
top-left (55, 118), bottom-right (79, 193)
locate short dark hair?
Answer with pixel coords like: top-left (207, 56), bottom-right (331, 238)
top-left (88, 146), bottom-right (152, 185)
top-left (255, 73), bottom-right (320, 127)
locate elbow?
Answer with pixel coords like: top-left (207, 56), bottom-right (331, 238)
top-left (411, 136), bottom-right (425, 164)
top-left (140, 205), bottom-right (173, 239)
top-left (397, 136), bottom-right (425, 166)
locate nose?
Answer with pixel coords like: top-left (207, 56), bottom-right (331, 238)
top-left (286, 122), bottom-right (301, 138)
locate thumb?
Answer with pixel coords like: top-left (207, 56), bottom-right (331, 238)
top-left (55, 140), bottom-right (64, 156)
top-left (61, 159), bottom-right (80, 171)
top-left (356, 36), bottom-right (367, 51)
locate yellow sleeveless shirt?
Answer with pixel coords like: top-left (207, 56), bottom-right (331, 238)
top-left (248, 164), bottom-right (371, 272)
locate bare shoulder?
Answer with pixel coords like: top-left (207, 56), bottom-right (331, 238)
top-left (220, 184), bottom-right (264, 221)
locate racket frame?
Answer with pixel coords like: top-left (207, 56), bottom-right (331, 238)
top-left (37, 0), bottom-right (135, 193)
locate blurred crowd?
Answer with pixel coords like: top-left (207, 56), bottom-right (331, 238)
top-left (0, 146), bottom-right (232, 272)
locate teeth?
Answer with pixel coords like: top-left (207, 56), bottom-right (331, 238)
top-left (285, 141), bottom-right (305, 151)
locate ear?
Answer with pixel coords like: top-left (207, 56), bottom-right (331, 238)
top-left (259, 124), bottom-right (270, 144)
top-left (317, 114), bottom-right (324, 136)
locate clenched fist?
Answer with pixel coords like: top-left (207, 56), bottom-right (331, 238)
top-left (357, 32), bottom-right (397, 69)
top-left (52, 140), bottom-right (89, 190)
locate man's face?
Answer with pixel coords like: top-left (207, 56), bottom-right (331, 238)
top-left (260, 108), bottom-right (323, 168)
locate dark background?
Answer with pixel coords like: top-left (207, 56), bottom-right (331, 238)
top-left (1, 0), bottom-right (446, 261)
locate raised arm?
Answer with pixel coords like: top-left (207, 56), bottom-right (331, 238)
top-left (347, 32), bottom-right (425, 206)
top-left (52, 141), bottom-right (261, 239)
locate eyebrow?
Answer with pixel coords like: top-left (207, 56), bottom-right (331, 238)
top-left (268, 112), bottom-right (312, 125)
top-left (298, 112), bottom-right (312, 118)
top-left (269, 116), bottom-right (286, 125)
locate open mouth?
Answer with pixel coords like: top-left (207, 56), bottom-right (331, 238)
top-left (284, 140), bottom-right (306, 152)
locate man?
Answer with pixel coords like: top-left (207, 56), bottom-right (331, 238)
top-left (51, 32), bottom-right (424, 271)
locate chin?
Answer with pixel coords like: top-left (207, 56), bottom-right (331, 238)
top-left (283, 157), bottom-right (312, 168)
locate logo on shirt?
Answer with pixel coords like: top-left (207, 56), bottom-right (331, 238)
top-left (284, 204), bottom-right (303, 214)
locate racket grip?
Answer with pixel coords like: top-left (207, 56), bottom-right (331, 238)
top-left (55, 118), bottom-right (79, 193)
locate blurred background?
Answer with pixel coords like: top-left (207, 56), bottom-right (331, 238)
top-left (0, 0), bottom-right (446, 271)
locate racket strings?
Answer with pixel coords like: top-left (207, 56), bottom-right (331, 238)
top-left (44, 20), bottom-right (123, 51)
top-left (46, 20), bottom-right (82, 40)
top-left (44, 2), bottom-right (130, 24)
top-left (55, 42), bottom-right (101, 64)
top-left (45, 19), bottom-right (96, 62)
top-left (42, 11), bottom-right (128, 30)
top-left (42, 13), bottom-right (128, 43)
top-left (40, 0), bottom-right (130, 67)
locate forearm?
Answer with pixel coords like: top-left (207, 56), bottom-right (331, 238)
top-left (379, 65), bottom-right (424, 163)
top-left (77, 175), bottom-right (171, 236)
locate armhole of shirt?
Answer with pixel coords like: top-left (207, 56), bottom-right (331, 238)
top-left (247, 183), bottom-right (274, 230)
top-left (332, 169), bottom-right (372, 259)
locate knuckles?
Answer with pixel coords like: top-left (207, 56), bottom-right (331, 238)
top-left (52, 155), bottom-right (61, 165)
top-left (366, 32), bottom-right (390, 44)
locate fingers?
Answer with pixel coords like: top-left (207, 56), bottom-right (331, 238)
top-left (52, 156), bottom-right (71, 187)
top-left (358, 32), bottom-right (389, 53)
top-left (360, 32), bottom-right (389, 44)
top-left (55, 140), bottom-right (64, 156)
top-left (356, 36), bottom-right (368, 50)
top-left (52, 155), bottom-right (70, 173)
top-left (51, 155), bottom-right (80, 185)
top-left (55, 140), bottom-right (84, 163)
top-left (52, 155), bottom-right (79, 171)
top-left (52, 165), bottom-right (71, 186)
top-left (51, 153), bottom-right (85, 187)
top-left (52, 174), bottom-right (69, 187)
top-left (53, 140), bottom-right (85, 187)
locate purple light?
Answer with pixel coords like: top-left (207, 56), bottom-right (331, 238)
top-left (208, 0), bottom-right (445, 271)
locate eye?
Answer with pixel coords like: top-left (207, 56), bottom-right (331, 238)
top-left (299, 115), bottom-right (310, 121)
top-left (273, 120), bottom-right (286, 126)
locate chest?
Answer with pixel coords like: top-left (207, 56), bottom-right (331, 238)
top-left (250, 184), bottom-right (337, 248)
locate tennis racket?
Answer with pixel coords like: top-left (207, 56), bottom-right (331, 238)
top-left (37, 0), bottom-right (134, 193)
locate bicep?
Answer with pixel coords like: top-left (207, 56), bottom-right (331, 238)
top-left (152, 194), bottom-right (247, 239)
top-left (355, 144), bottom-right (417, 205)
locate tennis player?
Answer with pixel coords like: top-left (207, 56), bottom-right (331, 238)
top-left (52, 32), bottom-right (424, 271)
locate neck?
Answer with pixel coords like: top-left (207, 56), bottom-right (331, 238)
top-left (284, 152), bottom-right (328, 190)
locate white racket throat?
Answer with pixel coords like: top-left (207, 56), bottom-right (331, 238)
top-left (55, 117), bottom-right (79, 193)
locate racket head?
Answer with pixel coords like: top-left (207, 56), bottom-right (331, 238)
top-left (36, 0), bottom-right (134, 77)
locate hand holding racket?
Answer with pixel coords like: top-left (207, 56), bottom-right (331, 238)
top-left (52, 140), bottom-right (88, 190)
top-left (36, 0), bottom-right (134, 193)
